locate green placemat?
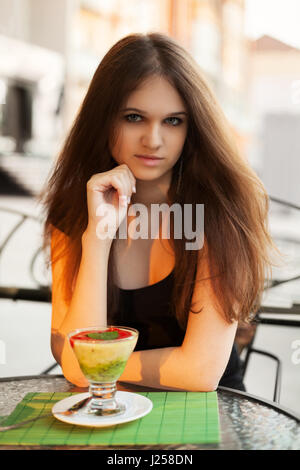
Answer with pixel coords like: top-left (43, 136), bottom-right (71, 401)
top-left (0, 391), bottom-right (220, 446)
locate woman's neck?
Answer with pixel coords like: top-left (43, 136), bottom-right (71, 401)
top-left (131, 172), bottom-right (172, 208)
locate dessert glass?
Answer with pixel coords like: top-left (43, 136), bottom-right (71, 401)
top-left (68, 326), bottom-right (138, 416)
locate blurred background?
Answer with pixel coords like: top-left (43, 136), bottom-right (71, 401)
top-left (0, 0), bottom-right (300, 413)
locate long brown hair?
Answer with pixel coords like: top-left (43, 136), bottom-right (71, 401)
top-left (40, 32), bottom-right (281, 329)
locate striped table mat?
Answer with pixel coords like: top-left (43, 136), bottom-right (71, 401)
top-left (0, 391), bottom-right (220, 446)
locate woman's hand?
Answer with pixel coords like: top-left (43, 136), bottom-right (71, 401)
top-left (85, 164), bottom-right (136, 242)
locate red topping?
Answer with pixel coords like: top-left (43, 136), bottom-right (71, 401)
top-left (69, 327), bottom-right (133, 348)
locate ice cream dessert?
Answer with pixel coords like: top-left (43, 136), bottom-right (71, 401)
top-left (69, 327), bottom-right (138, 383)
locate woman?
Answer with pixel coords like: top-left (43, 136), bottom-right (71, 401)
top-left (41, 32), bottom-right (279, 390)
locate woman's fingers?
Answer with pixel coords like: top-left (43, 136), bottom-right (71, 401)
top-left (114, 164), bottom-right (136, 198)
top-left (89, 165), bottom-right (136, 206)
top-left (85, 163), bottom-right (137, 237)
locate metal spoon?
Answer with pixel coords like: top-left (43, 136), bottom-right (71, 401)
top-left (0, 396), bottom-right (91, 432)
top-left (56, 395), bottom-right (92, 416)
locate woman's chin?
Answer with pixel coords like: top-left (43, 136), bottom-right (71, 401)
top-left (130, 167), bottom-right (168, 182)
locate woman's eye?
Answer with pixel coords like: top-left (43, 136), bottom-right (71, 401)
top-left (166, 117), bottom-right (182, 126)
top-left (124, 114), bottom-right (142, 122)
top-left (124, 114), bottom-right (182, 126)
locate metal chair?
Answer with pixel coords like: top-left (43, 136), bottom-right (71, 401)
top-left (0, 205), bottom-right (53, 374)
top-left (237, 196), bottom-right (300, 403)
top-left (0, 206), bottom-right (51, 303)
top-left (239, 316), bottom-right (282, 403)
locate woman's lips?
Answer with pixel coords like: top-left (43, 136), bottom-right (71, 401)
top-left (134, 155), bottom-right (164, 166)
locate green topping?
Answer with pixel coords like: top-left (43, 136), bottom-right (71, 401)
top-left (86, 331), bottom-right (119, 340)
top-left (79, 359), bottom-right (127, 382)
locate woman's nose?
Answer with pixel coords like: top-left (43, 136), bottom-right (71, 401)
top-left (141, 123), bottom-right (163, 149)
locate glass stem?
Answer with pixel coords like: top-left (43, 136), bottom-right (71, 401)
top-left (88, 382), bottom-right (121, 413)
top-left (89, 382), bottom-right (117, 402)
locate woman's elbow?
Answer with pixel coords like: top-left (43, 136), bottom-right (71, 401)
top-left (187, 380), bottom-right (218, 392)
top-left (182, 364), bottom-right (220, 392)
top-left (58, 335), bottom-right (89, 388)
top-left (51, 329), bottom-right (65, 366)
top-left (197, 382), bottom-right (218, 392)
top-left (61, 363), bottom-right (89, 388)
top-left (176, 371), bottom-right (218, 392)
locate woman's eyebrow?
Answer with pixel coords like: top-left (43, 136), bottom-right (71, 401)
top-left (121, 107), bottom-right (187, 116)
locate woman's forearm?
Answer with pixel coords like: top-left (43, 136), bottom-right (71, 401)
top-left (58, 229), bottom-right (112, 387)
top-left (118, 346), bottom-right (217, 392)
top-left (59, 230), bottom-right (111, 335)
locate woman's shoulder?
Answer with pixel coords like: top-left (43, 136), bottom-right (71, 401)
top-left (50, 223), bottom-right (71, 262)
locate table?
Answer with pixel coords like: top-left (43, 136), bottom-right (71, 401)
top-left (0, 374), bottom-right (299, 450)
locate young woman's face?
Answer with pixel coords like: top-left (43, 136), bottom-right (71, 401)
top-left (109, 75), bottom-right (188, 182)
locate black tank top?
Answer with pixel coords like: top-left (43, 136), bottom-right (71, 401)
top-left (114, 268), bottom-right (246, 391)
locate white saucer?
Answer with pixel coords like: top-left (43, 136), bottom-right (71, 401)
top-left (52, 392), bottom-right (153, 428)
